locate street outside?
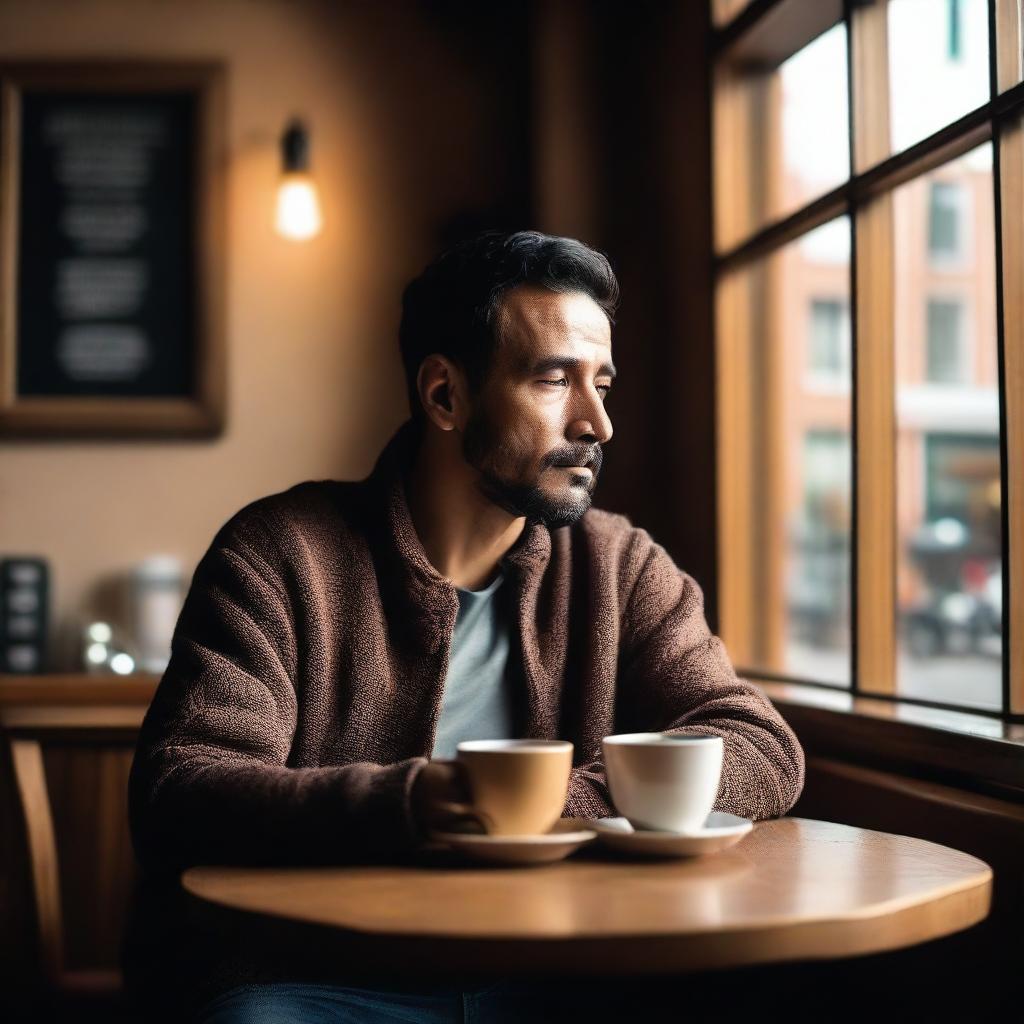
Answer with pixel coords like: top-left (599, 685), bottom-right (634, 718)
top-left (782, 638), bottom-right (1002, 711)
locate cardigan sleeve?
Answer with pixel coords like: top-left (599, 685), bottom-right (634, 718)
top-left (564, 530), bottom-right (805, 822)
top-left (127, 511), bottom-right (429, 875)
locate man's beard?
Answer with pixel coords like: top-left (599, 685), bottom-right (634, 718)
top-left (461, 403), bottom-right (599, 529)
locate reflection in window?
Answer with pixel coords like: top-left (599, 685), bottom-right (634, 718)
top-left (926, 299), bottom-right (965, 383)
top-left (893, 143), bottom-right (1001, 710)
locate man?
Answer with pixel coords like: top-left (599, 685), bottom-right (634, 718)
top-left (125, 230), bottom-right (805, 1022)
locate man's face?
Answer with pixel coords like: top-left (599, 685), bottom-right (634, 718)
top-left (460, 285), bottom-right (615, 528)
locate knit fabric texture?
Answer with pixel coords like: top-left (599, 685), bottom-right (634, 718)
top-left (124, 416), bottom-right (805, 1015)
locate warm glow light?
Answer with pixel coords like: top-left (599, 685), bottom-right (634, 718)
top-left (275, 172), bottom-right (322, 240)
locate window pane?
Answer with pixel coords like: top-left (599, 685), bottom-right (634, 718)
top-left (928, 182), bottom-right (964, 259)
top-left (714, 22), bottom-right (849, 250)
top-left (926, 299), bottom-right (964, 382)
top-left (809, 298), bottom-right (850, 378)
top-left (888, 0), bottom-right (990, 155)
top-left (745, 218), bottom-right (853, 686)
top-left (779, 23), bottom-right (850, 220)
top-left (893, 143), bottom-right (1002, 710)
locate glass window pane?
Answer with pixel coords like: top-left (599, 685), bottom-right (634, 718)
top-left (714, 23), bottom-right (849, 250)
top-left (744, 218), bottom-right (853, 687)
top-left (893, 143), bottom-right (1002, 711)
top-left (928, 182), bottom-right (964, 258)
top-left (888, 0), bottom-right (990, 155)
top-left (779, 23), bottom-right (850, 220)
top-left (926, 299), bottom-right (965, 382)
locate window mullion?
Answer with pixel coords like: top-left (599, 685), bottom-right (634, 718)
top-left (852, 0), bottom-right (897, 696)
top-left (715, 269), bottom-right (757, 668)
top-left (995, 0), bottom-right (1023, 93)
top-left (997, 115), bottom-right (1024, 713)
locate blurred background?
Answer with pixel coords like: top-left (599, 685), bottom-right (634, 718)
top-left (0, 0), bottom-right (715, 1015)
top-left (0, 0), bottom-right (714, 676)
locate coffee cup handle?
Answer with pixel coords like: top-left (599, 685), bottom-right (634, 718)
top-left (430, 799), bottom-right (495, 836)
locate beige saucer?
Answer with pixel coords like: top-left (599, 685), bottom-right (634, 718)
top-left (593, 812), bottom-right (753, 858)
top-left (433, 817), bottom-right (597, 866)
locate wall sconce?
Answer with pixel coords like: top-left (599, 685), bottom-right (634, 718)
top-left (275, 118), bottom-right (323, 240)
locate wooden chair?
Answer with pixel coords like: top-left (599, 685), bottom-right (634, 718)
top-left (2, 700), bottom-right (148, 1021)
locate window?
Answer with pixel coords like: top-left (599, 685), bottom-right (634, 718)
top-left (888, 0), bottom-right (989, 154)
top-left (788, 429), bottom-right (852, 685)
top-left (717, 217), bottom-right (853, 689)
top-left (925, 299), bottom-right (965, 383)
top-left (808, 299), bottom-right (850, 379)
top-left (712, 0), bottom-right (1020, 721)
top-left (927, 182), bottom-right (964, 262)
top-left (948, 0), bottom-right (963, 60)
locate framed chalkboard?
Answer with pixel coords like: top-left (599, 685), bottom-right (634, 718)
top-left (0, 62), bottom-right (225, 437)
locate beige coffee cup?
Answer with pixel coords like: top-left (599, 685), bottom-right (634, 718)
top-left (441, 739), bottom-right (574, 836)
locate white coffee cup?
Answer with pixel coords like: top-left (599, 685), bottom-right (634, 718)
top-left (602, 732), bottom-right (724, 833)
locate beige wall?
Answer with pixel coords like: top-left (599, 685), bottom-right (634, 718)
top-left (0, 0), bottom-right (527, 667)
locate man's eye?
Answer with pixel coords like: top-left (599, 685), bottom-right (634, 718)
top-left (541, 378), bottom-right (612, 395)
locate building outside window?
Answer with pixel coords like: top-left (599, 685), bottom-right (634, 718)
top-left (808, 298), bottom-right (850, 381)
top-left (928, 181), bottom-right (964, 262)
top-left (713, 0), bottom-right (1013, 716)
top-left (925, 298), bottom-right (965, 383)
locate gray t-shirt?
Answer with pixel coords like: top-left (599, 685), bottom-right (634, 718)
top-left (431, 568), bottom-right (518, 759)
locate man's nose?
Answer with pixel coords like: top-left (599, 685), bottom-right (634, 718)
top-left (568, 391), bottom-right (613, 446)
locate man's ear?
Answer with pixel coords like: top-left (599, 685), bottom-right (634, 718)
top-left (417, 355), bottom-right (463, 431)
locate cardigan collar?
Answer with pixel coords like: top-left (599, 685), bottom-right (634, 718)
top-left (364, 417), bottom-right (553, 596)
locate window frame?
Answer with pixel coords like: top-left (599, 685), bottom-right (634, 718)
top-left (712, 0), bottom-right (1023, 725)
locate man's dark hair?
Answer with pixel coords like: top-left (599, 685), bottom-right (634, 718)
top-left (398, 230), bottom-right (619, 429)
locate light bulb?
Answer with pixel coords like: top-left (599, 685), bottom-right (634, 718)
top-left (275, 172), bottom-right (323, 240)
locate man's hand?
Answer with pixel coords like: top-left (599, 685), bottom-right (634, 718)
top-left (410, 759), bottom-right (482, 840)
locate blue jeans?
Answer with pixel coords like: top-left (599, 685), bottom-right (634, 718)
top-left (193, 979), bottom-right (543, 1023)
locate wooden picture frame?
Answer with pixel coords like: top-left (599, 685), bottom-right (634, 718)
top-left (0, 61), bottom-right (226, 438)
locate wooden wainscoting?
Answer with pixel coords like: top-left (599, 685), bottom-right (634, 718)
top-left (0, 675), bottom-right (157, 1015)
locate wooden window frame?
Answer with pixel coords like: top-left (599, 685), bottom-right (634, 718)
top-left (712, 0), bottom-right (1024, 726)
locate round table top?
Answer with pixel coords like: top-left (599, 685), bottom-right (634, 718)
top-left (182, 816), bottom-right (992, 974)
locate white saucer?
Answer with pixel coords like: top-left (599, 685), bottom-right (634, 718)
top-left (592, 812), bottom-right (753, 858)
top-left (433, 817), bottom-right (597, 866)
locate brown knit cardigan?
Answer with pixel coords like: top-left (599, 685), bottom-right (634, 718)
top-left (124, 416), bottom-right (805, 1012)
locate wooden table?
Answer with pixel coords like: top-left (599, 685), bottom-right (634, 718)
top-left (181, 816), bottom-right (992, 975)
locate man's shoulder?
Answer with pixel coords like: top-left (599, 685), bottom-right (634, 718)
top-left (212, 478), bottom-right (368, 550)
top-left (573, 506), bottom-right (660, 570)
top-left (577, 505), bottom-right (634, 537)
top-left (576, 506), bottom-right (649, 548)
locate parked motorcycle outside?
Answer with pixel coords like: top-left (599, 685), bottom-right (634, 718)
top-left (901, 518), bottom-right (1002, 659)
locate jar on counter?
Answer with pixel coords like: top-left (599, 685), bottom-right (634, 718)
top-left (130, 556), bottom-right (185, 673)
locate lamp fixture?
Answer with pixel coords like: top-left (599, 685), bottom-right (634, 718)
top-left (275, 118), bottom-right (323, 240)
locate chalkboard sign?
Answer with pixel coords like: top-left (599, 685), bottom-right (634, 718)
top-left (0, 63), bottom-right (225, 437)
